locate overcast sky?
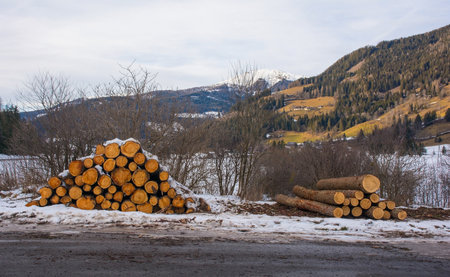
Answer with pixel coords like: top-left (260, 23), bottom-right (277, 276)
top-left (0, 0), bottom-right (448, 104)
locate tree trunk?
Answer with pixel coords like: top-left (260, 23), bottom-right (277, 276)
top-left (316, 174), bottom-right (380, 193)
top-left (292, 185), bottom-right (345, 205)
top-left (275, 194), bottom-right (343, 218)
top-left (391, 208), bottom-right (407, 220)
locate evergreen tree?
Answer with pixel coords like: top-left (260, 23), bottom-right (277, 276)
top-left (0, 104), bottom-right (20, 153)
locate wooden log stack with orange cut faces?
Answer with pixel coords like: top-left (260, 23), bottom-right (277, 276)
top-left (27, 139), bottom-right (209, 214)
top-left (275, 174), bottom-right (407, 220)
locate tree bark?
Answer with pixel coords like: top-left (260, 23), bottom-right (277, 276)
top-left (337, 190), bottom-right (364, 200)
top-left (292, 185), bottom-right (345, 205)
top-left (316, 174), bottom-right (380, 193)
top-left (275, 194), bottom-right (343, 218)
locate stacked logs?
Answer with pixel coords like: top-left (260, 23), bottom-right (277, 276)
top-left (27, 139), bottom-right (201, 214)
top-left (275, 174), bottom-right (407, 220)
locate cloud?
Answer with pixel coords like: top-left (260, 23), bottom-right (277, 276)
top-left (0, 0), bottom-right (448, 104)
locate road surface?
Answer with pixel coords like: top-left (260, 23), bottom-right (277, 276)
top-left (0, 230), bottom-right (449, 276)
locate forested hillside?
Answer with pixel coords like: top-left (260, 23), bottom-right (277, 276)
top-left (269, 24), bottom-right (449, 134)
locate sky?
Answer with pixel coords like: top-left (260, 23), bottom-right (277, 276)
top-left (0, 0), bottom-right (449, 105)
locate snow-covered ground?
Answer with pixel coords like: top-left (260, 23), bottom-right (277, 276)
top-left (1, 190), bottom-right (449, 243)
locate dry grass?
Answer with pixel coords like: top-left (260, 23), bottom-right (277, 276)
top-left (275, 84), bottom-right (312, 96)
top-left (271, 131), bottom-right (328, 144)
top-left (278, 96), bottom-right (335, 118)
top-left (347, 59), bottom-right (366, 73)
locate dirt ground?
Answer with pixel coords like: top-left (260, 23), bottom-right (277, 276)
top-left (234, 202), bottom-right (450, 220)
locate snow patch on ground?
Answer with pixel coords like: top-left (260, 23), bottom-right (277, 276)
top-left (1, 192), bottom-right (449, 243)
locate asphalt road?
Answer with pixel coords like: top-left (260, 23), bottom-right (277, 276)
top-left (0, 231), bottom-right (449, 276)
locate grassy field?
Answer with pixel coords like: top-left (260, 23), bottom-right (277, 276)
top-left (277, 96), bottom-right (335, 118)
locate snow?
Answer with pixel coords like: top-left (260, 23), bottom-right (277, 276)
top-left (1, 192), bottom-right (449, 243)
top-left (219, 69), bottom-right (301, 87)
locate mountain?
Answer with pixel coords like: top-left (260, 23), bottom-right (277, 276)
top-left (268, 24), bottom-right (450, 143)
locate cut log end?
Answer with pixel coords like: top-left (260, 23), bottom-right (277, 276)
top-left (69, 186), bottom-right (83, 200)
top-left (359, 198), bottom-right (372, 210)
top-left (172, 195), bottom-right (185, 208)
top-left (144, 181), bottom-right (158, 194)
top-left (120, 141), bottom-right (141, 158)
top-left (137, 203), bottom-right (153, 214)
top-left (361, 174), bottom-right (380, 193)
top-left (133, 153), bottom-right (146, 165)
top-left (105, 143), bottom-right (120, 159)
top-left (121, 200), bottom-right (137, 212)
top-left (48, 177), bottom-right (62, 189)
top-left (365, 206), bottom-right (384, 220)
top-left (131, 189), bottom-right (148, 204)
top-left (82, 168), bottom-right (98, 185)
top-left (93, 155), bottom-right (105, 166)
top-left (342, 205), bottom-right (350, 216)
top-left (333, 208), bottom-right (344, 218)
top-left (68, 160), bottom-right (83, 177)
top-left (349, 198), bottom-right (359, 207)
top-left (115, 155), bottom-right (129, 168)
top-left (132, 169), bottom-right (149, 187)
top-left (145, 159), bottom-right (159, 173)
top-left (103, 159), bottom-right (116, 172)
top-left (382, 210), bottom-right (391, 220)
top-left (55, 186), bottom-right (67, 197)
top-left (351, 207), bottom-right (363, 217)
top-left (111, 167), bottom-right (132, 186)
top-left (391, 208), bottom-right (407, 220)
top-left (95, 144), bottom-right (105, 155)
top-left (386, 201), bottom-right (396, 210)
top-left (333, 192), bottom-right (345, 205)
top-left (39, 187), bottom-right (53, 199)
top-left (98, 175), bottom-right (112, 189)
top-left (369, 193), bottom-right (380, 204)
top-left (159, 171), bottom-right (169, 182)
top-left (83, 158), bottom-right (94, 169)
top-left (76, 197), bottom-right (95, 210)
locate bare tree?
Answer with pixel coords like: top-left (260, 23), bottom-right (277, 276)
top-left (12, 72), bottom-right (101, 178)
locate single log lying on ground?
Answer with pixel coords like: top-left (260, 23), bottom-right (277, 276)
top-left (48, 177), bottom-right (61, 189)
top-left (275, 194), bottom-right (343, 218)
top-left (391, 208), bottom-right (407, 220)
top-left (292, 185), bottom-right (345, 205)
top-left (120, 140), bottom-right (141, 158)
top-left (365, 206), bottom-right (384, 220)
top-left (316, 174), bottom-right (380, 193)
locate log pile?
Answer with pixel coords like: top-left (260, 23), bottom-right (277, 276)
top-left (27, 139), bottom-right (209, 214)
top-left (276, 174), bottom-right (407, 220)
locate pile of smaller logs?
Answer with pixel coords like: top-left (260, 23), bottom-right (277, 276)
top-left (275, 174), bottom-right (407, 220)
top-left (27, 139), bottom-right (205, 214)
